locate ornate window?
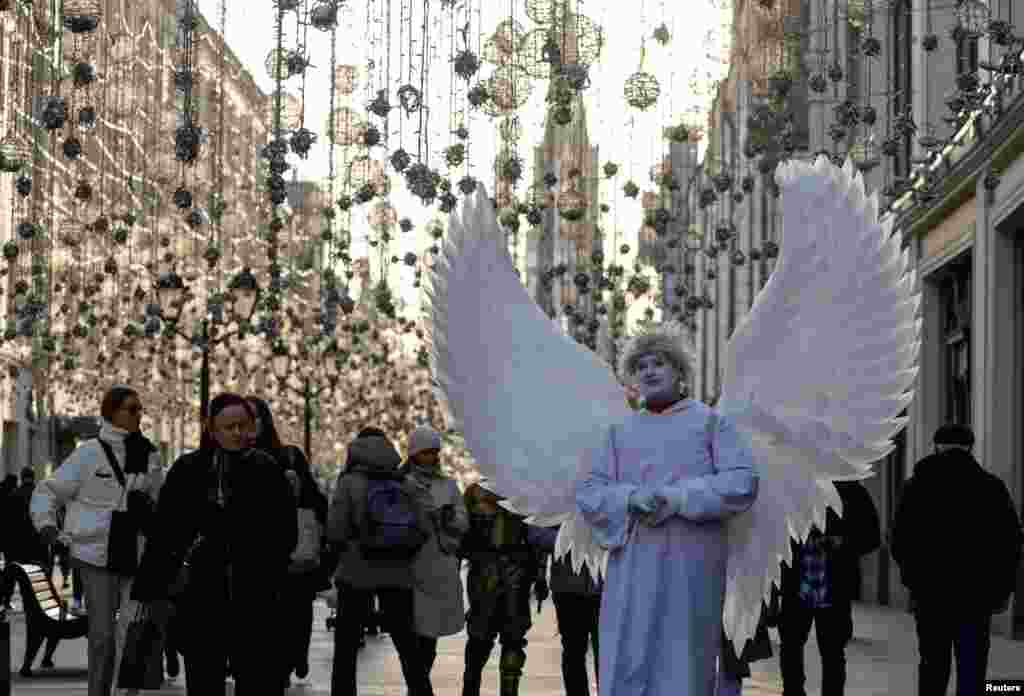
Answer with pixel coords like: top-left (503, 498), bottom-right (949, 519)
top-left (940, 253), bottom-right (972, 426)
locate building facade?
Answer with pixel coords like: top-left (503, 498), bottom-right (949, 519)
top-left (697, 0), bottom-right (1024, 638)
top-left (0, 0), bottom-right (275, 477)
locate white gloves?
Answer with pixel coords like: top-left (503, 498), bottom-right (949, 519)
top-left (627, 487), bottom-right (659, 515)
top-left (652, 485), bottom-right (687, 523)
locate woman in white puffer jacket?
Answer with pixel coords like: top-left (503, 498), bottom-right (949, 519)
top-left (31, 385), bottom-right (163, 696)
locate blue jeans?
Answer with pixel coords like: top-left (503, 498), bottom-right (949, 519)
top-left (914, 607), bottom-right (991, 696)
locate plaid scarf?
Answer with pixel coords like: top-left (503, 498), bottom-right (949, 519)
top-left (798, 530), bottom-right (831, 608)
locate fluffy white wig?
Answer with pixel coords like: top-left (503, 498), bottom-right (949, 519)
top-left (617, 322), bottom-right (696, 381)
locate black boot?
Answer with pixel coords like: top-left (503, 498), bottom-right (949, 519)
top-left (461, 637), bottom-right (494, 696)
top-left (499, 642), bottom-right (527, 696)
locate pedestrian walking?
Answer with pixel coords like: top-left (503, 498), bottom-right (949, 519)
top-left (459, 478), bottom-right (549, 696)
top-left (526, 524), bottom-right (601, 696)
top-left (12, 466), bottom-right (48, 568)
top-left (401, 425), bottom-right (469, 683)
top-left (247, 395), bottom-right (330, 688)
top-left (892, 423), bottom-right (1024, 696)
top-left (30, 385), bottom-right (163, 695)
top-left (327, 425), bottom-right (433, 696)
top-left (776, 479), bottom-right (881, 696)
top-left (716, 611), bottom-right (773, 696)
top-left (130, 393), bottom-right (297, 696)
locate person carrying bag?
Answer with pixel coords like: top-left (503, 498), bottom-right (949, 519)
top-left (117, 603), bottom-right (165, 690)
top-left (31, 386), bottom-right (163, 696)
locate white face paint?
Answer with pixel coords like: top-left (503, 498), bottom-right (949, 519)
top-left (633, 352), bottom-right (683, 405)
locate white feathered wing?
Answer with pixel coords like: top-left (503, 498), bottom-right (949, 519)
top-left (717, 156), bottom-right (920, 653)
top-left (423, 186), bottom-right (629, 576)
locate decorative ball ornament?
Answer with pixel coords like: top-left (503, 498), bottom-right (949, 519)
top-left (482, 71), bottom-right (533, 115)
top-left (334, 65), bottom-right (358, 95)
top-left (63, 0), bottom-right (102, 33)
top-left (956, 0), bottom-right (991, 37)
top-left (265, 49), bottom-right (291, 81)
top-left (499, 117), bottom-right (522, 143)
top-left (330, 107), bottom-right (370, 147)
top-left (492, 19), bottom-right (526, 57)
top-left (453, 50), bottom-right (481, 81)
top-left (348, 157), bottom-right (388, 192)
top-left (624, 71), bottom-right (660, 110)
top-left (72, 62), bottom-right (97, 88)
top-left (310, 0), bottom-right (338, 31)
top-left (557, 185), bottom-right (588, 222)
top-left (63, 137), bottom-right (83, 160)
top-left (0, 133), bottom-right (31, 173)
top-left (78, 106), bottom-right (97, 129)
top-left (397, 85), bottom-right (423, 114)
top-left (525, 0), bottom-right (568, 25)
top-left (368, 201), bottom-right (397, 231)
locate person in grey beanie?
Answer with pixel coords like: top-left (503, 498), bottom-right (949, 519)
top-left (400, 425), bottom-right (469, 684)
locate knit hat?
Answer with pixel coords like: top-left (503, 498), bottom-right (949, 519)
top-left (934, 424), bottom-right (974, 448)
top-left (407, 425), bottom-right (442, 458)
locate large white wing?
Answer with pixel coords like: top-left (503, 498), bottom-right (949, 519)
top-left (424, 186), bottom-right (631, 544)
top-left (718, 156), bottom-right (919, 652)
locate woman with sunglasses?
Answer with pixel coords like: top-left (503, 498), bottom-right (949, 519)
top-left (32, 385), bottom-right (163, 694)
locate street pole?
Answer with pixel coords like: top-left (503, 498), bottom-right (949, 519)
top-left (199, 320), bottom-right (210, 423)
top-left (0, 571), bottom-right (10, 696)
top-left (303, 379), bottom-right (312, 462)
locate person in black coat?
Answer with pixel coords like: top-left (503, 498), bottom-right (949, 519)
top-left (892, 424), bottom-right (1023, 696)
top-left (247, 395), bottom-right (330, 687)
top-left (526, 525), bottom-right (596, 696)
top-left (131, 393), bottom-right (298, 696)
top-left (777, 478), bottom-right (881, 696)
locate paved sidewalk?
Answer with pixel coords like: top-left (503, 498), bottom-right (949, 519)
top-left (5, 589), bottom-right (1024, 695)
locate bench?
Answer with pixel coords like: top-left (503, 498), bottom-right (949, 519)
top-left (3, 561), bottom-right (88, 676)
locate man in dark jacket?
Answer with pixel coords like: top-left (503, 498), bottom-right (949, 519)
top-left (8, 467), bottom-right (48, 568)
top-left (778, 479), bottom-right (881, 696)
top-left (892, 424), bottom-right (1023, 696)
top-left (459, 479), bottom-right (549, 696)
top-left (327, 427), bottom-right (433, 696)
top-left (527, 524), bottom-right (600, 696)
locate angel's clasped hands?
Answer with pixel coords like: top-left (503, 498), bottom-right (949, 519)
top-left (629, 485), bottom-right (689, 527)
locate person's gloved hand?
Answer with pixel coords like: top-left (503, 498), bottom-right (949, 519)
top-left (142, 599), bottom-right (176, 627)
top-left (534, 575), bottom-right (550, 613)
top-left (627, 487), bottom-right (658, 515)
top-left (39, 525), bottom-right (59, 548)
top-left (648, 485), bottom-right (689, 525)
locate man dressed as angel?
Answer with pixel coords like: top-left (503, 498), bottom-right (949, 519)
top-left (425, 155), bottom-right (920, 696)
top-left (575, 330), bottom-right (759, 695)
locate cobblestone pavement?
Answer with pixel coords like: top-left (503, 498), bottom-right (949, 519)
top-left (5, 571), bottom-right (1024, 695)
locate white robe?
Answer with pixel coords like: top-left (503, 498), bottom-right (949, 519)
top-left (576, 399), bottom-right (758, 696)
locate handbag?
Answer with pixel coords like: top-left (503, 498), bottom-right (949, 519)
top-left (97, 440), bottom-right (140, 577)
top-left (117, 603), bottom-right (165, 689)
top-left (168, 534), bottom-right (203, 600)
top-left (288, 448), bottom-right (324, 573)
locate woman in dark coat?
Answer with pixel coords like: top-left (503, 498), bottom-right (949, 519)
top-left (131, 393), bottom-right (298, 696)
top-left (247, 395), bottom-right (330, 686)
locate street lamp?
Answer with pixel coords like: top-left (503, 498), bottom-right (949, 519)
top-left (150, 267), bottom-right (261, 420)
top-left (270, 339), bottom-right (341, 460)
